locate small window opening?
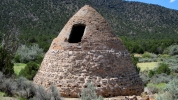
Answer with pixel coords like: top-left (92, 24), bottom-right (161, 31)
top-left (84, 85), bottom-right (87, 88)
top-left (68, 24), bottom-right (86, 43)
top-left (97, 85), bottom-right (101, 87)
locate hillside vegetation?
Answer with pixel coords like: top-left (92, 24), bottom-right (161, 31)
top-left (1, 0), bottom-right (178, 53)
top-left (1, 1), bottom-right (178, 99)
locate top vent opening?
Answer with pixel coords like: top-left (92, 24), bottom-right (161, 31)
top-left (68, 24), bottom-right (86, 43)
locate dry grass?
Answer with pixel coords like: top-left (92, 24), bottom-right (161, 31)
top-left (0, 92), bottom-right (4, 97)
top-left (13, 63), bottom-right (26, 76)
top-left (1, 97), bottom-right (18, 100)
top-left (134, 53), bottom-right (142, 58)
top-left (137, 62), bottom-right (159, 71)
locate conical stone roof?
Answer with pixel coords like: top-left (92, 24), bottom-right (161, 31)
top-left (33, 5), bottom-right (143, 97)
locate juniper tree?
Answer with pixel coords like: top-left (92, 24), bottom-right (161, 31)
top-left (0, 26), bottom-right (20, 76)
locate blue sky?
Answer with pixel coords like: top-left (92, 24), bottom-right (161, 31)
top-left (126, 0), bottom-right (178, 10)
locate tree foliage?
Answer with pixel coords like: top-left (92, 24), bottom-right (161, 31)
top-left (156, 63), bottom-right (171, 75)
top-left (148, 70), bottom-right (155, 78)
top-left (0, 24), bottom-right (19, 76)
top-left (15, 44), bottom-right (44, 63)
top-left (163, 45), bottom-right (178, 56)
top-left (19, 61), bottom-right (39, 80)
top-left (148, 63), bottom-right (170, 78)
top-left (1, 0), bottom-right (178, 53)
top-left (131, 54), bottom-right (140, 73)
top-left (0, 47), bottom-right (14, 76)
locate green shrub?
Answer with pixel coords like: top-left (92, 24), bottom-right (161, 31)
top-left (148, 63), bottom-right (171, 84)
top-left (36, 54), bottom-right (44, 64)
top-left (160, 54), bottom-right (169, 58)
top-left (171, 66), bottom-right (178, 73)
top-left (160, 55), bottom-right (178, 73)
top-left (49, 85), bottom-right (61, 100)
top-left (1, 78), bottom-right (17, 96)
top-left (148, 70), bottom-right (155, 78)
top-left (79, 83), bottom-right (103, 100)
top-left (147, 82), bottom-right (166, 93)
top-left (139, 58), bottom-right (157, 62)
top-left (156, 79), bottom-right (178, 100)
top-left (0, 72), bottom-right (61, 99)
top-left (147, 83), bottom-right (159, 94)
top-left (142, 52), bottom-right (151, 58)
top-left (131, 54), bottom-right (140, 73)
top-left (151, 73), bottom-right (172, 84)
top-left (155, 63), bottom-right (171, 75)
top-left (33, 85), bottom-right (61, 100)
top-left (169, 45), bottom-right (178, 55)
top-left (156, 92), bottom-right (172, 100)
top-left (163, 45), bottom-right (178, 56)
top-left (14, 54), bottom-right (20, 63)
top-left (140, 75), bottom-right (150, 86)
top-left (165, 79), bottom-right (178, 99)
top-left (0, 47), bottom-right (14, 76)
top-left (142, 52), bottom-right (157, 58)
top-left (19, 61), bottom-right (39, 80)
top-left (15, 44), bottom-right (44, 63)
top-left (33, 85), bottom-right (51, 100)
top-left (139, 71), bottom-right (150, 86)
top-left (16, 77), bottom-right (36, 98)
top-left (139, 70), bottom-right (150, 86)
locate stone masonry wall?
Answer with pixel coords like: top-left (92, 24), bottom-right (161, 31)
top-left (34, 49), bottom-right (143, 97)
top-left (33, 5), bottom-right (144, 97)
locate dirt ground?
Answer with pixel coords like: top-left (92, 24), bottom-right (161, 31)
top-left (62, 96), bottom-right (141, 100)
top-left (1, 96), bottom-right (138, 100)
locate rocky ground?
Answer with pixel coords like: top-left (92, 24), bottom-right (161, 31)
top-left (1, 95), bottom-right (154, 100)
top-left (62, 95), bottom-right (152, 100)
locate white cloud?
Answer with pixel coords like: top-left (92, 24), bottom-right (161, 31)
top-left (170, 0), bottom-right (176, 3)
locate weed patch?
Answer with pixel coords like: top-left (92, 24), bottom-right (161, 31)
top-left (14, 63), bottom-right (26, 76)
top-left (137, 62), bottom-right (158, 71)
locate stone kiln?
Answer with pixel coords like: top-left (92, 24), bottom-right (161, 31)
top-left (33, 5), bottom-right (143, 97)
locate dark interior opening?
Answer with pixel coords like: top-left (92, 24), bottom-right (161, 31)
top-left (84, 85), bottom-right (87, 88)
top-left (68, 24), bottom-right (86, 43)
top-left (97, 84), bottom-right (101, 87)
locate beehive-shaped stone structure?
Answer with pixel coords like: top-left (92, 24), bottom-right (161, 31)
top-left (33, 5), bottom-right (143, 97)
